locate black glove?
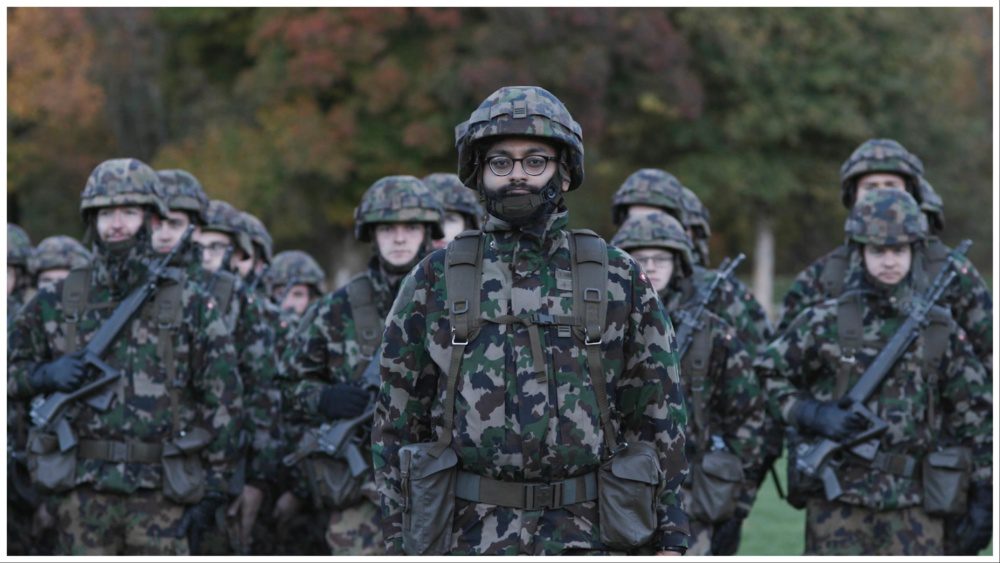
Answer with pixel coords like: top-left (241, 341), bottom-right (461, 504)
top-left (711, 516), bottom-right (744, 555)
top-left (28, 354), bottom-right (87, 394)
top-left (792, 398), bottom-right (867, 441)
top-left (318, 384), bottom-right (369, 420)
top-left (949, 482), bottom-right (993, 555)
top-left (177, 493), bottom-right (226, 554)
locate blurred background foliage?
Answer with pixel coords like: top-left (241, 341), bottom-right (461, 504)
top-left (7, 7), bottom-right (993, 291)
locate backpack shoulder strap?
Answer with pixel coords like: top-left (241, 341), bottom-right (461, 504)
top-left (835, 290), bottom-right (865, 398)
top-left (922, 305), bottom-right (952, 429)
top-left (346, 273), bottom-right (383, 360)
top-left (61, 267), bottom-right (92, 354)
top-left (209, 270), bottom-right (237, 317)
top-left (684, 311), bottom-right (714, 449)
top-left (922, 239), bottom-right (950, 280)
top-left (819, 244), bottom-right (851, 299)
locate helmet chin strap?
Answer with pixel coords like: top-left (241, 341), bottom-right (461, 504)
top-left (481, 173), bottom-right (564, 227)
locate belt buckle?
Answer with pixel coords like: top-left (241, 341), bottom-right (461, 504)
top-left (525, 482), bottom-right (557, 510)
top-left (110, 441), bottom-right (127, 463)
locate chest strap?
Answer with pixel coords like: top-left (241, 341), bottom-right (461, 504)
top-left (346, 274), bottom-right (384, 360)
top-left (61, 267), bottom-right (92, 354)
top-left (819, 245), bottom-right (851, 300)
top-left (455, 470), bottom-right (598, 510)
top-left (683, 311), bottom-right (714, 449)
top-left (77, 439), bottom-right (163, 464)
top-left (835, 291), bottom-right (865, 398)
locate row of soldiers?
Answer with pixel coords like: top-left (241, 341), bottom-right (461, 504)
top-left (5, 85), bottom-right (992, 556)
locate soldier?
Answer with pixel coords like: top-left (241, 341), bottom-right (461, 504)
top-left (281, 175), bottom-right (444, 555)
top-left (239, 211), bottom-right (275, 296)
top-left (29, 236), bottom-right (92, 290)
top-left (6, 158), bottom-right (243, 555)
top-left (611, 211), bottom-right (766, 555)
top-left (755, 190), bottom-right (992, 555)
top-left (423, 172), bottom-right (485, 248)
top-left (372, 85), bottom-right (690, 555)
top-left (7, 223), bottom-right (34, 317)
top-left (776, 138), bottom-right (991, 375)
top-left (267, 249), bottom-right (327, 346)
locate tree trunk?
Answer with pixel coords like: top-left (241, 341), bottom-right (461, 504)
top-left (752, 215), bottom-right (775, 321)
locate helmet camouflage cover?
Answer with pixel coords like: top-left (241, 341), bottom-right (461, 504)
top-left (29, 235), bottom-right (92, 275)
top-left (422, 172), bottom-right (484, 228)
top-left (611, 211), bottom-right (694, 277)
top-left (845, 189), bottom-right (928, 246)
top-left (611, 168), bottom-right (686, 226)
top-left (203, 200), bottom-right (255, 258)
top-left (80, 158), bottom-right (169, 219)
top-left (7, 223), bottom-right (32, 268)
top-left (353, 175), bottom-right (445, 242)
top-left (456, 85), bottom-right (584, 192)
top-left (917, 176), bottom-right (945, 233)
top-left (267, 250), bottom-right (326, 294)
top-left (679, 186), bottom-right (711, 237)
top-left (239, 211), bottom-right (274, 265)
top-left (839, 138), bottom-right (924, 208)
top-left (156, 169), bottom-right (209, 224)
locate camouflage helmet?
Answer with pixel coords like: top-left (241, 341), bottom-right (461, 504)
top-left (156, 169), bottom-right (209, 224)
top-left (611, 211), bottom-right (694, 277)
top-left (353, 175), bottom-right (445, 242)
top-left (611, 169), bottom-right (686, 226)
top-left (917, 176), bottom-right (945, 234)
top-left (239, 212), bottom-right (274, 265)
top-left (80, 158), bottom-right (169, 219)
top-left (845, 189), bottom-right (928, 246)
top-left (839, 139), bottom-right (924, 208)
top-left (203, 200), bottom-right (254, 258)
top-left (679, 187), bottom-right (711, 237)
top-left (7, 223), bottom-right (33, 268)
top-left (29, 235), bottom-right (92, 275)
top-left (456, 86), bottom-right (585, 192)
top-left (422, 172), bottom-right (484, 228)
top-left (267, 250), bottom-right (326, 295)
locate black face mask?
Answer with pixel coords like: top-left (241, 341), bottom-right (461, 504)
top-left (481, 173), bottom-right (563, 227)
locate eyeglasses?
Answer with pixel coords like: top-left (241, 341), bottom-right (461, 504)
top-left (202, 242), bottom-right (232, 255)
top-left (632, 253), bottom-right (674, 268)
top-left (485, 155), bottom-right (557, 177)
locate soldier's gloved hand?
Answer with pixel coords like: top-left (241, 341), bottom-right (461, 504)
top-left (711, 516), bottom-right (744, 555)
top-left (792, 398), bottom-right (867, 441)
top-left (952, 482), bottom-right (993, 554)
top-left (28, 354), bottom-right (87, 393)
top-left (177, 492), bottom-right (226, 554)
top-left (318, 384), bottom-right (369, 420)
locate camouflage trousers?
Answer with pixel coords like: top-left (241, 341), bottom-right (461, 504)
top-left (54, 487), bottom-right (189, 555)
top-left (326, 497), bottom-right (384, 555)
top-left (805, 498), bottom-right (943, 555)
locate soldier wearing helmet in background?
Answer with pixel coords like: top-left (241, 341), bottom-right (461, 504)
top-left (6, 158), bottom-right (242, 555)
top-left (611, 211), bottom-right (765, 556)
top-left (267, 250), bottom-right (327, 349)
top-left (755, 189), bottom-right (991, 555)
top-left (372, 86), bottom-right (690, 555)
top-left (776, 139), bottom-right (991, 380)
top-left (29, 236), bottom-right (92, 290)
top-left (423, 172), bottom-right (485, 248)
top-left (7, 223), bottom-right (34, 318)
top-left (281, 175), bottom-right (444, 555)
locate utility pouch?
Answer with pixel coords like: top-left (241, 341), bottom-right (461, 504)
top-left (598, 441), bottom-right (660, 549)
top-left (922, 447), bottom-right (971, 516)
top-left (689, 450), bottom-right (744, 523)
top-left (26, 428), bottom-right (76, 492)
top-left (161, 427), bottom-right (212, 504)
top-left (400, 443), bottom-right (458, 555)
top-left (302, 455), bottom-right (365, 509)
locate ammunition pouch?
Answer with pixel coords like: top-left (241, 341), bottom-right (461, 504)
top-left (598, 441), bottom-right (660, 550)
top-left (26, 428), bottom-right (76, 493)
top-left (302, 454), bottom-right (366, 510)
top-left (784, 427), bottom-right (819, 510)
top-left (689, 450), bottom-right (744, 523)
top-left (399, 443), bottom-right (458, 555)
top-left (161, 428), bottom-right (212, 505)
top-left (923, 447), bottom-right (971, 516)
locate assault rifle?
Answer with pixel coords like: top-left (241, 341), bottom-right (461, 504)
top-left (673, 253), bottom-right (745, 358)
top-left (794, 239), bottom-right (972, 501)
top-left (283, 350), bottom-right (382, 477)
top-left (29, 226), bottom-right (195, 448)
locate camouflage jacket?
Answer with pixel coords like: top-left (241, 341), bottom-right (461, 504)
top-left (372, 211), bottom-right (690, 555)
top-left (661, 287), bottom-right (766, 517)
top-left (756, 277), bottom-right (992, 510)
top-left (776, 239), bottom-right (992, 371)
top-left (691, 266), bottom-right (771, 356)
top-left (7, 246), bottom-right (243, 496)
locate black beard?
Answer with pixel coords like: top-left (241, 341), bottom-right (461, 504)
top-left (482, 174), bottom-right (563, 227)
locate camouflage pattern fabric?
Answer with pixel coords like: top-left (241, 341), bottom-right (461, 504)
top-left (326, 497), bottom-right (383, 555)
top-left (917, 177), bottom-right (945, 234)
top-left (79, 158), bottom-right (169, 219)
top-left (804, 498), bottom-right (943, 555)
top-left (456, 85), bottom-right (584, 191)
top-left (422, 172), bottom-right (485, 228)
top-left (29, 235), bottom-right (92, 276)
top-left (54, 488), bottom-right (189, 555)
top-left (8, 223), bottom-right (35, 313)
top-left (353, 175), bottom-right (445, 242)
top-left (844, 189), bottom-right (927, 246)
top-left (372, 210), bottom-right (690, 555)
top-left (240, 211), bottom-right (274, 265)
top-left (610, 211), bottom-right (693, 276)
top-left (204, 200), bottom-right (255, 258)
top-left (839, 138), bottom-right (924, 208)
top-left (267, 250), bottom-right (327, 295)
top-left (610, 168), bottom-right (686, 226)
top-left (756, 277), bottom-right (992, 512)
top-left (156, 169), bottom-right (209, 224)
